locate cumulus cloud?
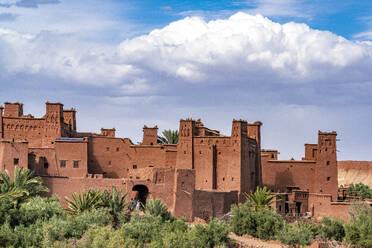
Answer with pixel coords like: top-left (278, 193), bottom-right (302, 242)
top-left (118, 12), bottom-right (372, 86)
top-left (1, 12), bottom-right (372, 94)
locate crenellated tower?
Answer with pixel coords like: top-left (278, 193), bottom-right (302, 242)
top-left (142, 125), bottom-right (158, 145)
top-left (176, 119), bottom-right (195, 169)
top-left (314, 131), bottom-right (338, 200)
top-left (42, 102), bottom-right (64, 147)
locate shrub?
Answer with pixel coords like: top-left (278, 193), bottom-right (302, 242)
top-left (230, 203), bottom-right (284, 240)
top-left (346, 183), bottom-right (372, 199)
top-left (17, 196), bottom-right (64, 226)
top-left (120, 214), bottom-right (164, 247)
top-left (344, 203), bottom-right (372, 247)
top-left (188, 218), bottom-right (230, 248)
top-left (276, 221), bottom-right (317, 246)
top-left (145, 198), bottom-right (171, 221)
top-left (319, 217), bottom-right (345, 242)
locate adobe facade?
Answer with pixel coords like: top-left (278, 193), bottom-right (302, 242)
top-left (0, 101), bottom-right (367, 221)
top-left (0, 102), bottom-right (261, 220)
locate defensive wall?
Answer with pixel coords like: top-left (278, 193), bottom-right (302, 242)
top-left (1, 101), bottom-right (369, 221)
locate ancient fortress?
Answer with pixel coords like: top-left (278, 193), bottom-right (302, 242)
top-left (0, 102), bottom-right (370, 220)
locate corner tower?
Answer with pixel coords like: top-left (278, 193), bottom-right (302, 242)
top-left (314, 131), bottom-right (338, 200)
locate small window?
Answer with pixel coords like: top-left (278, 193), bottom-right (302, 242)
top-left (73, 160), bottom-right (79, 168)
top-left (60, 160), bottom-right (66, 168)
top-left (106, 147), bottom-right (110, 151)
top-left (326, 161), bottom-right (330, 166)
top-left (232, 177), bottom-right (234, 181)
top-left (271, 154), bottom-right (275, 159)
top-left (116, 147), bottom-right (120, 152)
top-left (13, 158), bottom-right (19, 165)
top-left (150, 142), bottom-right (153, 145)
top-left (108, 161), bottom-right (111, 165)
top-left (44, 161), bottom-right (49, 169)
top-left (327, 176), bottom-right (331, 181)
top-left (133, 164), bottom-right (137, 169)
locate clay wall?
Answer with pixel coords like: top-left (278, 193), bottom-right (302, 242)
top-left (55, 139), bottom-right (88, 177)
top-left (193, 190), bottom-right (238, 219)
top-left (142, 126), bottom-right (158, 145)
top-left (0, 140), bottom-right (28, 178)
top-left (176, 119), bottom-right (195, 170)
top-left (308, 193), bottom-right (351, 222)
top-left (4, 102), bottom-right (23, 117)
top-left (2, 117), bottom-right (45, 147)
top-left (304, 144), bottom-right (318, 160)
top-left (262, 160), bottom-right (316, 192)
top-left (88, 136), bottom-right (177, 178)
top-left (28, 147), bottom-right (58, 176)
top-left (41, 168), bottom-right (194, 219)
top-left (100, 128), bottom-right (115, 137)
top-left (261, 150), bottom-right (278, 160)
top-left (87, 137), bottom-right (134, 177)
top-left (314, 132), bottom-right (338, 200)
top-left (172, 169), bottom-right (195, 220)
top-left (63, 109), bottom-right (76, 133)
top-left (338, 161), bottom-right (372, 187)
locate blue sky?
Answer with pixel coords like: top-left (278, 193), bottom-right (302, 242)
top-left (1, 0), bottom-right (372, 160)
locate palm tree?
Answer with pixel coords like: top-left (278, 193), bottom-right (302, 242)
top-left (243, 186), bottom-right (275, 211)
top-left (157, 129), bottom-right (179, 144)
top-left (101, 186), bottom-right (129, 226)
top-left (65, 189), bottom-right (103, 215)
top-left (0, 166), bottom-right (48, 207)
top-left (144, 198), bottom-right (171, 220)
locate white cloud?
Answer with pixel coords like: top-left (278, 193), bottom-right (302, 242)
top-left (1, 12), bottom-right (372, 94)
top-left (118, 12), bottom-right (372, 85)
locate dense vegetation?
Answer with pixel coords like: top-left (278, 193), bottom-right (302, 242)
top-left (346, 183), bottom-right (372, 199)
top-left (1, 167), bottom-right (371, 247)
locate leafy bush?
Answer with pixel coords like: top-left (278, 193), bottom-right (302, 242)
top-left (344, 203), bottom-right (372, 247)
top-left (230, 203), bottom-right (284, 240)
top-left (145, 198), bottom-right (172, 221)
top-left (188, 218), bottom-right (230, 248)
top-left (276, 221), bottom-right (318, 246)
top-left (319, 217), bottom-right (345, 242)
top-left (346, 183), bottom-right (372, 199)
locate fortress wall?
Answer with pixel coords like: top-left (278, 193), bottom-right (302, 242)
top-left (2, 117), bottom-right (44, 147)
top-left (338, 161), bottom-right (372, 187)
top-left (308, 193), bottom-right (351, 222)
top-left (193, 190), bottom-right (238, 219)
top-left (0, 140), bottom-right (28, 177)
top-left (262, 160), bottom-right (316, 192)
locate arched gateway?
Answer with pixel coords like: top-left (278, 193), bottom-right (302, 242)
top-left (132, 185), bottom-right (149, 206)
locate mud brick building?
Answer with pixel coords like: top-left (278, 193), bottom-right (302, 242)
top-left (0, 101), bottom-right (368, 221)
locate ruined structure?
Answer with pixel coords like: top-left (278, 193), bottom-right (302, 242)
top-left (0, 101), bottom-right (366, 221)
top-left (0, 102), bottom-right (262, 220)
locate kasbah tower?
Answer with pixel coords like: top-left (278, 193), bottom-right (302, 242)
top-left (0, 101), bottom-right (370, 221)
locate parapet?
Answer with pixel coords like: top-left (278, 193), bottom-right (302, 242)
top-left (101, 128), bottom-right (116, 137)
top-left (4, 102), bottom-right (23, 117)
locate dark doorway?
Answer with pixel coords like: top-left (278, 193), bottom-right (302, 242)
top-left (132, 185), bottom-right (149, 206)
top-left (296, 202), bottom-right (302, 213)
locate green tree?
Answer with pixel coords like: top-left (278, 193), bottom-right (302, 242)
top-left (346, 183), bottom-right (372, 199)
top-left (344, 203), bottom-right (372, 247)
top-left (65, 189), bottom-right (103, 215)
top-left (243, 186), bottom-right (275, 210)
top-left (101, 186), bottom-right (129, 226)
top-left (157, 129), bottom-right (179, 144)
top-left (0, 166), bottom-right (48, 207)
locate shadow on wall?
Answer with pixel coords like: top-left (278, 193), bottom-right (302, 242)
top-left (275, 170), bottom-right (294, 192)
